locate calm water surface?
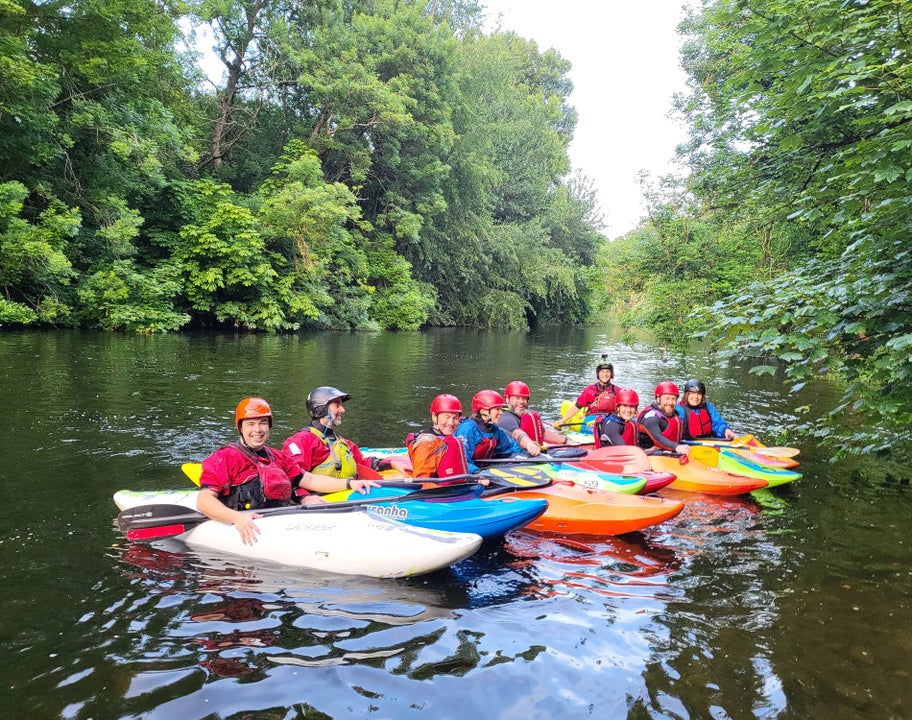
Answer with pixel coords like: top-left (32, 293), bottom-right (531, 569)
top-left (1, 328), bottom-right (909, 719)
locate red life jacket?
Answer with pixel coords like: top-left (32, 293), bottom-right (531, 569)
top-left (622, 418), bottom-right (637, 446)
top-left (592, 415), bottom-right (638, 448)
top-left (587, 386), bottom-right (617, 414)
top-left (227, 442), bottom-right (292, 507)
top-left (680, 404), bottom-right (713, 439)
top-left (519, 411), bottom-right (546, 444)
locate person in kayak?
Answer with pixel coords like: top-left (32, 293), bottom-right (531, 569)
top-left (499, 380), bottom-right (568, 446)
top-left (552, 359), bottom-right (620, 429)
top-left (455, 390), bottom-right (539, 473)
top-left (283, 386), bottom-right (389, 484)
top-left (197, 397), bottom-right (335, 546)
top-left (636, 382), bottom-right (691, 455)
top-left (406, 393), bottom-right (471, 479)
top-left (593, 388), bottom-right (640, 447)
top-left (676, 378), bottom-right (737, 440)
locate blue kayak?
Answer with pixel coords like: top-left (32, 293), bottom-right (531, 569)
top-left (324, 485), bottom-right (548, 541)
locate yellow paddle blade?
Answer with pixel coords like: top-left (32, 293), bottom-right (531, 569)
top-left (688, 445), bottom-right (721, 468)
top-left (182, 462), bottom-right (202, 486)
top-left (732, 433), bottom-right (757, 446)
top-left (486, 466), bottom-right (549, 486)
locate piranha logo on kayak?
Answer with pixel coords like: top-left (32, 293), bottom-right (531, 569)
top-left (366, 504), bottom-right (408, 520)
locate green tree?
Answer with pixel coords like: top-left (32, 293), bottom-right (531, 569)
top-left (676, 0), bottom-right (912, 459)
top-left (0, 181), bottom-right (79, 325)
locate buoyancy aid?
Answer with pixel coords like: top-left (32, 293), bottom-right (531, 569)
top-left (519, 411), bottom-right (546, 445)
top-left (407, 429), bottom-right (470, 478)
top-left (585, 384), bottom-right (617, 415)
top-left (306, 427), bottom-right (357, 479)
top-left (593, 414), bottom-right (638, 448)
top-left (224, 442), bottom-right (292, 510)
top-left (681, 403), bottom-right (713, 439)
top-left (468, 417), bottom-right (498, 460)
top-left (636, 405), bottom-right (683, 449)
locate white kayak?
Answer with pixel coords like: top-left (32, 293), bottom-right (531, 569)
top-left (113, 490), bottom-right (482, 579)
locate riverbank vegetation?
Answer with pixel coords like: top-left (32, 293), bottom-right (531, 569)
top-left (607, 0), bottom-right (912, 458)
top-left (0, 0), bottom-right (600, 333)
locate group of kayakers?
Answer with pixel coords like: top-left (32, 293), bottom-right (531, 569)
top-left (554, 364), bottom-right (737, 455)
top-left (198, 365), bottom-right (736, 544)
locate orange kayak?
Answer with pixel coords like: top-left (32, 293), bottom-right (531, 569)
top-left (486, 482), bottom-right (684, 535)
top-left (648, 454), bottom-right (768, 495)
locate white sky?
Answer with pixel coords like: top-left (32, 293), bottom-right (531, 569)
top-left (482, 1), bottom-right (691, 237)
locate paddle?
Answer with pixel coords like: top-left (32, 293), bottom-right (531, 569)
top-left (682, 437), bottom-right (800, 458)
top-left (118, 483), bottom-right (486, 540)
top-left (182, 461), bottom-right (403, 486)
top-left (477, 464), bottom-right (554, 490)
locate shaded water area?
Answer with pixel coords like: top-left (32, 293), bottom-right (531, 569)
top-left (1, 328), bottom-right (909, 719)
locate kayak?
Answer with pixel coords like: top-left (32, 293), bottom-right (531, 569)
top-left (115, 487), bottom-right (546, 543)
top-left (361, 447), bottom-right (649, 494)
top-left (646, 455), bottom-right (768, 495)
top-left (484, 482), bottom-right (685, 536)
top-left (318, 485), bottom-right (548, 540)
top-left (112, 490), bottom-right (482, 578)
top-left (687, 446), bottom-right (801, 487)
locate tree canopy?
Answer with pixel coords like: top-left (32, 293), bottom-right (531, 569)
top-left (0, 0), bottom-right (601, 332)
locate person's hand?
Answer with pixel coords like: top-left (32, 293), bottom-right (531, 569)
top-left (551, 420), bottom-right (563, 429)
top-left (724, 429), bottom-right (736, 440)
top-left (525, 443), bottom-right (541, 457)
top-left (675, 444), bottom-right (691, 456)
top-left (233, 512), bottom-right (262, 545)
top-left (301, 494), bottom-right (328, 506)
top-left (350, 479), bottom-right (381, 494)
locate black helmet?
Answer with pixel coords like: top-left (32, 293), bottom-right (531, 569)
top-left (684, 379), bottom-right (706, 395)
top-left (596, 362), bottom-right (614, 377)
top-left (306, 386), bottom-right (351, 419)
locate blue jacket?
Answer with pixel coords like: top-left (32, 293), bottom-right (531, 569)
top-left (454, 417), bottom-right (521, 473)
top-left (676, 401), bottom-right (731, 439)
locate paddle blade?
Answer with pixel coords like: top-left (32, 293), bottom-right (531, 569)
top-left (182, 463), bottom-right (202, 485)
top-left (688, 445), bottom-right (722, 468)
top-left (118, 503), bottom-right (205, 532)
top-left (751, 446), bottom-right (800, 459)
top-left (583, 445), bottom-right (652, 471)
top-left (478, 465), bottom-right (552, 488)
top-left (126, 524), bottom-right (190, 541)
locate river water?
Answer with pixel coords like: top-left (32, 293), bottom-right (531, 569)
top-left (1, 328), bottom-right (909, 719)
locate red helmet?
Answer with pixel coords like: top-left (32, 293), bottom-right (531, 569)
top-left (430, 394), bottom-right (462, 415)
top-left (615, 389), bottom-right (639, 407)
top-left (504, 380), bottom-right (531, 399)
top-left (654, 381), bottom-right (680, 398)
top-left (235, 397), bottom-right (273, 431)
top-left (471, 390), bottom-right (507, 414)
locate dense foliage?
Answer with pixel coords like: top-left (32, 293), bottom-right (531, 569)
top-left (0, 0), bottom-right (601, 332)
top-left (600, 0), bottom-right (912, 460)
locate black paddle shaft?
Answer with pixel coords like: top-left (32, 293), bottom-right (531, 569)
top-left (117, 482), bottom-right (486, 533)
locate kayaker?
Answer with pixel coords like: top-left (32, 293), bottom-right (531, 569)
top-left (676, 378), bottom-right (737, 440)
top-left (454, 390), bottom-right (539, 473)
top-left (636, 382), bottom-right (691, 455)
top-left (499, 380), bottom-right (568, 446)
top-left (552, 359), bottom-right (620, 429)
top-left (197, 397), bottom-right (329, 546)
top-left (593, 388), bottom-right (640, 447)
top-left (282, 386), bottom-right (390, 483)
top-left (406, 393), bottom-right (472, 479)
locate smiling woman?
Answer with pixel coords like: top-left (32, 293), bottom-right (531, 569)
top-left (482, 0), bottom-right (690, 236)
